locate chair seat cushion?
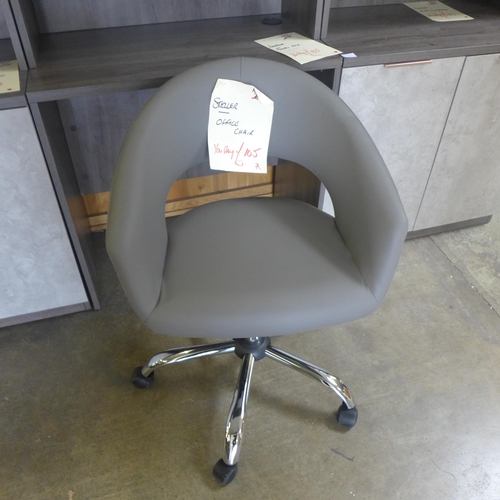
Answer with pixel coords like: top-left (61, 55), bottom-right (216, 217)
top-left (146, 197), bottom-right (379, 338)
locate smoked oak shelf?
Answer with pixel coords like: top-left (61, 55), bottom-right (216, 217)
top-left (25, 15), bottom-right (341, 103)
top-left (323, 0), bottom-right (500, 67)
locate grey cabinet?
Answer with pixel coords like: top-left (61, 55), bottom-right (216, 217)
top-left (338, 57), bottom-right (465, 229)
top-left (414, 53), bottom-right (500, 230)
top-left (0, 106), bottom-right (89, 327)
top-left (338, 53), bottom-right (500, 233)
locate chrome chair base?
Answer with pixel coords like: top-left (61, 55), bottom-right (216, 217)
top-left (131, 337), bottom-right (357, 485)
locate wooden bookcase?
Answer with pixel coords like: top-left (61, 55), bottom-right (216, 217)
top-left (3, 0), bottom-right (341, 311)
top-left (3, 0), bottom-right (500, 321)
top-left (322, 0), bottom-right (500, 67)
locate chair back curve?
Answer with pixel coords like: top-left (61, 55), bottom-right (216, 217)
top-left (106, 57), bottom-right (408, 323)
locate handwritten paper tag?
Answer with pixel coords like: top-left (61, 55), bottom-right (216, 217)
top-left (404, 1), bottom-right (473, 22)
top-left (208, 79), bottom-right (274, 174)
top-left (255, 32), bottom-right (342, 65)
top-left (0, 60), bottom-right (20, 94)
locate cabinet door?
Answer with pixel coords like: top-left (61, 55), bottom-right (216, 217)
top-left (414, 53), bottom-right (500, 230)
top-left (0, 107), bottom-right (88, 326)
top-left (339, 58), bottom-right (464, 229)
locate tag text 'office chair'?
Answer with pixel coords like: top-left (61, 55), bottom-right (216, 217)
top-left (106, 57), bottom-right (408, 485)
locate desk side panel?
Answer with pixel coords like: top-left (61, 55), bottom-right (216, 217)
top-left (0, 107), bottom-right (89, 324)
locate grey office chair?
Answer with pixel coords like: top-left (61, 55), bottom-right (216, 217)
top-left (106, 57), bottom-right (408, 485)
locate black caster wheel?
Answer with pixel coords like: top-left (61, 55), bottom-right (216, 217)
top-left (212, 459), bottom-right (238, 485)
top-left (131, 366), bottom-right (154, 389)
top-left (337, 402), bottom-right (358, 427)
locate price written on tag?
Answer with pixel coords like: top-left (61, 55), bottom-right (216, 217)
top-left (404, 1), bottom-right (473, 22)
top-left (208, 79), bottom-right (274, 174)
top-left (0, 60), bottom-right (20, 94)
top-left (255, 32), bottom-right (342, 65)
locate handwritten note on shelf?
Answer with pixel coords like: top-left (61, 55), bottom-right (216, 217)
top-left (255, 32), bottom-right (342, 65)
top-left (0, 60), bottom-right (20, 94)
top-left (404, 1), bottom-right (473, 22)
top-left (208, 79), bottom-right (274, 174)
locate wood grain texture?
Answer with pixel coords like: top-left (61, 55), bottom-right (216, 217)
top-left (26, 16), bottom-right (341, 102)
top-left (325, 0), bottom-right (500, 67)
top-left (274, 160), bottom-right (321, 206)
top-left (84, 171), bottom-right (274, 231)
top-left (83, 170), bottom-right (274, 217)
top-left (282, 0), bottom-right (324, 39)
top-left (33, 0), bottom-right (281, 33)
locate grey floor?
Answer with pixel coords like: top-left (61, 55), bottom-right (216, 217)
top-left (1, 216), bottom-right (500, 500)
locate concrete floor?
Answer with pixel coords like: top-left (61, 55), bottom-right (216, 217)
top-left (1, 217), bottom-right (499, 500)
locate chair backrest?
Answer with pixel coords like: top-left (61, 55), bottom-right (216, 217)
top-left (107, 57), bottom-right (408, 322)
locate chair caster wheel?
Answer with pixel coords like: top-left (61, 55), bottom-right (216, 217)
top-left (212, 459), bottom-right (238, 485)
top-left (131, 366), bottom-right (154, 389)
top-left (337, 402), bottom-right (358, 427)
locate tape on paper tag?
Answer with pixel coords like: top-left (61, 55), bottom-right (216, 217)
top-left (208, 79), bottom-right (274, 174)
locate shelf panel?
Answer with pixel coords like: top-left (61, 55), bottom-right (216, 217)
top-left (26, 15), bottom-right (341, 102)
top-left (323, 0), bottom-right (500, 67)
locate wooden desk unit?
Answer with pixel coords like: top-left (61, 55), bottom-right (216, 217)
top-left (1, 0), bottom-right (499, 325)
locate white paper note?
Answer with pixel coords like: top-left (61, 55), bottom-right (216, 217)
top-left (404, 1), bottom-right (473, 22)
top-left (0, 60), bottom-right (20, 94)
top-left (255, 32), bottom-right (342, 65)
top-left (208, 79), bottom-right (274, 174)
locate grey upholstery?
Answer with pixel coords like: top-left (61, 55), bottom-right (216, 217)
top-left (106, 57), bottom-right (408, 338)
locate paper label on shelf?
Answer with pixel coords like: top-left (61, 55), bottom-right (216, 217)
top-left (0, 60), bottom-right (20, 94)
top-left (255, 32), bottom-right (342, 65)
top-left (404, 1), bottom-right (473, 22)
top-left (208, 79), bottom-right (274, 174)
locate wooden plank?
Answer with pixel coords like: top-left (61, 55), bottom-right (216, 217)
top-left (282, 0), bottom-right (324, 39)
top-left (26, 16), bottom-right (342, 102)
top-left (324, 0), bottom-right (500, 67)
top-left (274, 160), bottom-right (321, 207)
top-left (86, 183), bottom-right (274, 231)
top-left (83, 170), bottom-right (274, 216)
